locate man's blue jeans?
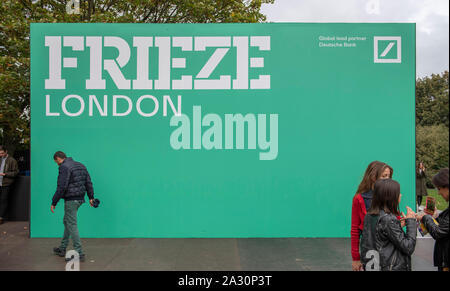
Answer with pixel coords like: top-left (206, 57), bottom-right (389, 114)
top-left (59, 200), bottom-right (84, 255)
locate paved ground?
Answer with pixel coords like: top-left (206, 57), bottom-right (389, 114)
top-left (0, 221), bottom-right (437, 271)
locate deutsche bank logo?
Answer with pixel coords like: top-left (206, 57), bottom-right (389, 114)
top-left (374, 36), bottom-right (401, 63)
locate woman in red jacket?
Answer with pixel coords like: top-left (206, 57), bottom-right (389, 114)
top-left (351, 161), bottom-right (393, 271)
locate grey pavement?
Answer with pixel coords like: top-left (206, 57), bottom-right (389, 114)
top-left (0, 221), bottom-right (437, 271)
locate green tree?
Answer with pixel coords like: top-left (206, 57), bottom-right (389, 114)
top-left (0, 0), bottom-right (274, 154)
top-left (416, 71), bottom-right (449, 128)
top-left (416, 124), bottom-right (449, 187)
top-left (415, 70), bottom-right (449, 186)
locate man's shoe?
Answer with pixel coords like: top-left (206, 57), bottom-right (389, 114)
top-left (53, 247), bottom-right (66, 257)
top-left (65, 253), bottom-right (85, 262)
top-left (0, 218), bottom-right (4, 225)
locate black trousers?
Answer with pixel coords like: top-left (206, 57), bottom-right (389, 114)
top-left (417, 195), bottom-right (423, 206)
top-left (0, 186), bottom-right (10, 219)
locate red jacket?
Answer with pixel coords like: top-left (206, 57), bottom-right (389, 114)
top-left (351, 193), bottom-right (366, 261)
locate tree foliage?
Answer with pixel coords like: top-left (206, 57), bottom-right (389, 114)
top-left (416, 124), bottom-right (449, 184)
top-left (416, 71), bottom-right (449, 128)
top-left (415, 71), bottom-right (449, 186)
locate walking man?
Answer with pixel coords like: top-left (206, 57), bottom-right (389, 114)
top-left (0, 145), bottom-right (19, 225)
top-left (51, 151), bottom-right (95, 262)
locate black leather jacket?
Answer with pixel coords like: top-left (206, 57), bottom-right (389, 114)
top-left (376, 211), bottom-right (416, 271)
top-left (360, 213), bottom-right (379, 269)
top-left (422, 207), bottom-right (449, 268)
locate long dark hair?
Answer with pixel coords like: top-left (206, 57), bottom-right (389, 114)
top-left (356, 161), bottom-right (394, 194)
top-left (368, 179), bottom-right (401, 216)
top-left (416, 161), bottom-right (425, 174)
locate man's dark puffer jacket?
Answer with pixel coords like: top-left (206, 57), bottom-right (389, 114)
top-left (422, 207), bottom-right (449, 269)
top-left (376, 211), bottom-right (417, 271)
top-left (52, 158), bottom-right (94, 206)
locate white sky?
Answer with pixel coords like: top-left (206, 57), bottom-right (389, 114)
top-left (261, 0), bottom-right (449, 78)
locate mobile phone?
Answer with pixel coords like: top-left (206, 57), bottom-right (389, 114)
top-left (425, 197), bottom-right (436, 215)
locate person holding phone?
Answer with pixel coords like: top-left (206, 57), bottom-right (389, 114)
top-left (351, 161), bottom-right (393, 271)
top-left (416, 162), bottom-right (427, 208)
top-left (416, 168), bottom-right (449, 271)
top-left (0, 145), bottom-right (19, 225)
top-left (368, 179), bottom-right (417, 271)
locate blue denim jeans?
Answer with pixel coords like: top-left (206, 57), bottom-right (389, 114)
top-left (59, 200), bottom-right (84, 255)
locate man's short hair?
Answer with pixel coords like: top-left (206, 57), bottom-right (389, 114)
top-left (53, 151), bottom-right (67, 160)
top-left (0, 145), bottom-right (6, 152)
top-left (432, 168), bottom-right (449, 189)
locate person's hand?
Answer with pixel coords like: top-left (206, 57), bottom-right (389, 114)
top-left (416, 212), bottom-right (426, 221)
top-left (399, 212), bottom-right (406, 227)
top-left (352, 260), bottom-right (363, 271)
top-left (0, 173), bottom-right (5, 176)
top-left (50, 205), bottom-right (55, 213)
top-left (432, 207), bottom-right (439, 218)
top-left (89, 199), bottom-right (94, 207)
top-left (406, 206), bottom-right (415, 219)
top-left (400, 218), bottom-right (406, 227)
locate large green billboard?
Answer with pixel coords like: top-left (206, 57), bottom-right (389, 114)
top-left (30, 23), bottom-right (415, 238)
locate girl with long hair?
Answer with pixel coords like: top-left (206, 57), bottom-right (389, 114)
top-left (351, 161), bottom-right (393, 271)
top-left (367, 179), bottom-right (416, 271)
